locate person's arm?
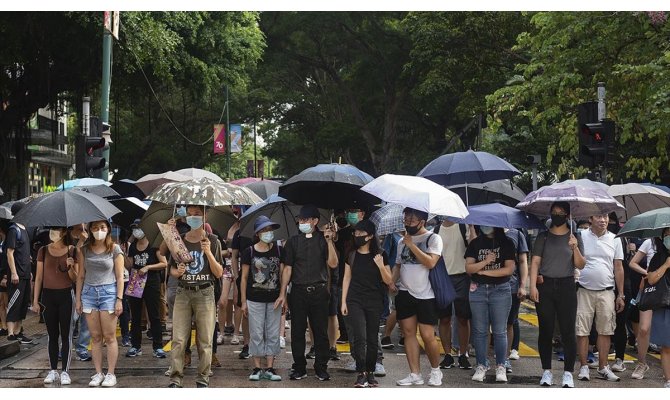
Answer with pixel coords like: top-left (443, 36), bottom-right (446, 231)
top-left (231, 249), bottom-right (240, 280)
top-left (75, 248), bottom-right (86, 314)
top-left (32, 248), bottom-right (44, 312)
top-left (614, 258), bottom-right (625, 312)
top-left (529, 255), bottom-right (542, 302)
top-left (278, 264), bottom-right (292, 312)
top-left (570, 234), bottom-right (586, 269)
top-left (518, 252), bottom-right (529, 298)
top-left (477, 259), bottom-right (516, 277)
top-left (66, 246), bottom-right (78, 282)
top-left (402, 233), bottom-right (440, 269)
top-left (240, 262), bottom-right (249, 316)
top-left (148, 250), bottom-right (168, 271)
top-left (202, 236), bottom-right (223, 279)
top-left (6, 248), bottom-right (18, 284)
top-left (465, 252), bottom-right (496, 275)
top-left (325, 235), bottom-right (339, 269)
top-left (114, 252), bottom-right (125, 316)
top-left (628, 251), bottom-right (649, 276)
top-left (375, 254), bottom-right (393, 285)
top-left (647, 256), bottom-right (670, 285)
top-left (341, 263), bottom-right (351, 316)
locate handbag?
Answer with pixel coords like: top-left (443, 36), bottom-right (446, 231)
top-left (637, 274), bottom-right (670, 311)
top-left (426, 234), bottom-right (457, 309)
top-left (125, 269), bottom-right (148, 299)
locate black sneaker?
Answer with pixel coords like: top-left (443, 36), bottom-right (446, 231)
top-left (0, 329), bottom-right (7, 336)
top-left (354, 372), bottom-right (368, 388)
top-left (398, 337), bottom-right (405, 347)
top-left (336, 338), bottom-right (348, 345)
top-left (239, 344), bottom-right (250, 359)
top-left (289, 370), bottom-right (307, 380)
top-left (329, 347), bottom-right (340, 361)
top-left (167, 383), bottom-right (182, 388)
top-left (306, 346), bottom-right (316, 359)
top-left (440, 353), bottom-right (455, 369)
top-left (223, 325), bottom-right (234, 336)
top-left (381, 336), bottom-right (394, 349)
top-left (18, 334), bottom-right (33, 344)
top-left (458, 354), bottom-right (472, 369)
top-left (7, 334), bottom-right (19, 341)
top-left (367, 372), bottom-right (379, 387)
top-left (315, 369), bottom-right (330, 381)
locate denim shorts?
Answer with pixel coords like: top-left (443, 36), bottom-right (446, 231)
top-left (81, 283), bottom-right (117, 313)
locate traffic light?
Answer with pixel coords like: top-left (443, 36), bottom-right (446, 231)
top-left (75, 135), bottom-right (106, 178)
top-left (580, 119), bottom-right (614, 166)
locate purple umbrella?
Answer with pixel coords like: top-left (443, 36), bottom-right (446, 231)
top-left (516, 182), bottom-right (624, 219)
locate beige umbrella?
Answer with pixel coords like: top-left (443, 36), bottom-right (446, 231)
top-left (135, 171), bottom-right (190, 196)
top-left (175, 168), bottom-right (224, 182)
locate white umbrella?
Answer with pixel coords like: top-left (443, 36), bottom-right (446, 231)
top-left (517, 182), bottom-right (624, 219)
top-left (135, 171), bottom-right (191, 196)
top-left (360, 174), bottom-right (468, 218)
top-left (175, 168), bottom-right (224, 182)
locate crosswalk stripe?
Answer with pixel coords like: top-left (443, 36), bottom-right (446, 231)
top-left (518, 313), bottom-right (538, 327)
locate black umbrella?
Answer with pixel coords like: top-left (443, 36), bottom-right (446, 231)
top-left (447, 179), bottom-right (526, 207)
top-left (11, 190), bottom-right (121, 228)
top-left (110, 197), bottom-right (150, 230)
top-left (242, 180), bottom-right (281, 200)
top-left (110, 179), bottom-right (146, 200)
top-left (278, 163), bottom-right (380, 210)
top-left (73, 185), bottom-right (121, 199)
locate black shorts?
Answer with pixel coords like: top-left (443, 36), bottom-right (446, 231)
top-left (7, 279), bottom-right (30, 322)
top-left (437, 273), bottom-right (472, 320)
top-left (328, 285), bottom-right (339, 317)
top-left (395, 290), bottom-right (438, 326)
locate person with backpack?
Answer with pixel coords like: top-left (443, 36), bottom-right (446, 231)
top-left (240, 216), bottom-right (284, 382)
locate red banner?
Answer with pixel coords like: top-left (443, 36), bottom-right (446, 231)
top-left (213, 124), bottom-right (226, 154)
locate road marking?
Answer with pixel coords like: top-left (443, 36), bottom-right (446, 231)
top-left (518, 342), bottom-right (539, 357)
top-left (518, 313), bottom-right (538, 327)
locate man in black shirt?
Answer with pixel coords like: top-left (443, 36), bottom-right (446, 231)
top-left (5, 202), bottom-right (34, 343)
top-left (279, 205), bottom-right (338, 381)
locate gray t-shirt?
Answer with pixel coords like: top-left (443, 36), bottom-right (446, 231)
top-left (533, 231), bottom-right (584, 278)
top-left (83, 244), bottom-right (123, 286)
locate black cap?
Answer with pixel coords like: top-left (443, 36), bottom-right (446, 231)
top-left (10, 202), bottom-right (24, 216)
top-left (298, 205), bottom-right (320, 220)
top-left (354, 219), bottom-right (376, 236)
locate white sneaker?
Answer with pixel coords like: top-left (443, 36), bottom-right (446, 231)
top-left (89, 372), bottom-right (105, 387)
top-left (285, 320), bottom-right (290, 329)
top-left (495, 365), bottom-right (507, 382)
top-left (164, 366), bottom-right (172, 377)
top-left (60, 371), bottom-right (71, 385)
top-left (611, 358), bottom-right (626, 372)
top-left (44, 370), bottom-right (59, 384)
top-left (101, 373), bottom-right (117, 387)
top-left (577, 365), bottom-right (590, 381)
top-left (216, 333), bottom-right (224, 345)
top-left (428, 368), bottom-right (443, 386)
top-left (344, 360), bottom-right (357, 372)
top-left (540, 370), bottom-right (553, 386)
top-left (280, 336), bottom-right (286, 349)
top-left (665, 381), bottom-right (670, 388)
top-left (472, 365), bottom-right (487, 382)
top-left (597, 365), bottom-right (620, 382)
top-left (231, 335), bottom-right (240, 345)
top-left (509, 349), bottom-right (520, 360)
top-left (396, 372), bottom-right (424, 386)
top-left (562, 371), bottom-right (574, 388)
top-left (631, 363), bottom-right (649, 379)
top-left (374, 362), bottom-right (386, 377)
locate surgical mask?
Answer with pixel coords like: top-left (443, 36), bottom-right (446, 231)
top-left (405, 224), bottom-right (421, 236)
top-left (260, 231), bottom-right (275, 244)
top-left (186, 216), bottom-right (203, 230)
top-left (299, 223), bottom-right (313, 234)
top-left (480, 226), bottom-right (494, 235)
top-left (664, 236), bottom-right (670, 251)
top-left (354, 236), bottom-right (370, 248)
top-left (346, 212), bottom-right (360, 226)
top-left (92, 230), bottom-right (107, 241)
top-left (132, 229), bottom-right (145, 239)
top-left (550, 214), bottom-right (567, 227)
top-left (176, 207), bottom-right (187, 217)
top-left (49, 230), bottom-right (62, 243)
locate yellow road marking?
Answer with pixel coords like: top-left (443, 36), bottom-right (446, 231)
top-left (518, 341), bottom-right (539, 357)
top-left (518, 313), bottom-right (538, 327)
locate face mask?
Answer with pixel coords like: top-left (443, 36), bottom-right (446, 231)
top-left (176, 207), bottom-right (187, 217)
top-left (551, 214), bottom-right (567, 227)
top-left (664, 236), bottom-right (670, 251)
top-left (346, 212), bottom-right (360, 226)
top-left (186, 216), bottom-right (203, 230)
top-left (480, 226), bottom-right (494, 235)
top-left (609, 224), bottom-right (621, 234)
top-left (259, 231), bottom-right (275, 244)
top-left (299, 223), bottom-right (313, 234)
top-left (132, 229), bottom-right (145, 239)
top-left (49, 230), bottom-right (62, 243)
top-left (92, 230), bottom-right (107, 241)
top-left (405, 224), bottom-right (421, 236)
top-left (354, 236), bottom-right (370, 248)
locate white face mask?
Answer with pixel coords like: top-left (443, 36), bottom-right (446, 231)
top-left (132, 228), bottom-right (145, 239)
top-left (49, 230), bottom-right (62, 243)
top-left (92, 230), bottom-right (107, 241)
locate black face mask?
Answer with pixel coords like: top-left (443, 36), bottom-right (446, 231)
top-left (405, 224), bottom-right (421, 236)
top-left (609, 224), bottom-right (620, 234)
top-left (354, 236), bottom-right (369, 248)
top-left (550, 214), bottom-right (567, 227)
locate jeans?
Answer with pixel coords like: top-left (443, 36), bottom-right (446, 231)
top-left (536, 277), bottom-right (577, 372)
top-left (247, 300), bottom-right (281, 357)
top-left (75, 311), bottom-right (90, 354)
top-left (344, 300), bottom-right (383, 372)
top-left (469, 281), bottom-right (512, 367)
top-left (169, 285), bottom-right (216, 387)
top-left (288, 284), bottom-right (330, 373)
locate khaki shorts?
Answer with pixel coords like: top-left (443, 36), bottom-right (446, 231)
top-left (576, 288), bottom-right (616, 336)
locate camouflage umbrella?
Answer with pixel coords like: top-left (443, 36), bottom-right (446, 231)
top-left (147, 177), bottom-right (262, 207)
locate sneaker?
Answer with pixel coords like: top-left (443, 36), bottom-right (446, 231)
top-left (101, 373), bottom-right (117, 387)
top-left (126, 347), bottom-right (142, 357)
top-left (428, 368), bottom-right (443, 386)
top-left (440, 353), bottom-right (455, 369)
top-left (315, 369), bottom-right (330, 381)
top-left (164, 366), bottom-right (172, 377)
top-left (649, 343), bottom-right (661, 354)
top-left (154, 348), bottom-right (167, 359)
top-left (496, 365), bottom-right (507, 382)
top-left (578, 365), bottom-right (590, 381)
top-left (597, 365), bottom-right (620, 382)
top-left (557, 351), bottom-right (565, 361)
top-left (60, 371), bottom-right (71, 385)
top-left (665, 381), bottom-right (670, 388)
top-left (631, 362), bottom-right (649, 379)
top-left (396, 372), bottom-right (424, 386)
top-left (381, 336), bottom-right (394, 349)
top-left (354, 372), bottom-right (369, 388)
top-left (239, 345), bottom-right (250, 359)
top-left (398, 336), bottom-right (405, 347)
top-left (458, 354), bottom-right (472, 369)
top-left (216, 333), bottom-right (224, 345)
top-left (306, 346), bottom-right (315, 359)
top-left (336, 337), bottom-right (348, 345)
top-left (344, 360), bottom-right (357, 372)
top-left (17, 334), bottom-right (33, 344)
top-left (249, 367), bottom-right (263, 381)
top-left (195, 382), bottom-right (208, 388)
top-left (562, 371), bottom-right (574, 388)
top-left (504, 359), bottom-right (513, 374)
top-left (289, 370), bottom-right (307, 380)
top-left (587, 351), bottom-right (597, 368)
top-left (472, 365), bottom-right (487, 382)
top-left (224, 325), bottom-right (234, 335)
top-left (329, 346), bottom-right (340, 361)
top-left (89, 372), bottom-right (105, 387)
top-left (540, 370), bottom-right (553, 386)
top-left (230, 335), bottom-right (240, 345)
top-left (279, 336), bottom-right (286, 349)
top-left (121, 336), bottom-right (131, 347)
top-left (0, 328), bottom-right (7, 336)
top-left (509, 349), bottom-right (520, 360)
top-left (367, 373), bottom-right (379, 387)
top-left (264, 367), bottom-right (282, 381)
top-left (167, 382), bottom-right (182, 388)
top-left (77, 351), bottom-right (92, 361)
top-left (184, 352), bottom-right (192, 366)
top-left (374, 362), bottom-right (386, 377)
top-left (44, 370), bottom-right (59, 384)
top-left (611, 358), bottom-right (626, 372)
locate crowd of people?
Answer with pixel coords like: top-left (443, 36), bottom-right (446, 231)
top-left (1, 198), bottom-right (670, 388)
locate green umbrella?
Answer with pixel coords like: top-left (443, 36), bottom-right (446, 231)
top-left (616, 207), bottom-right (670, 239)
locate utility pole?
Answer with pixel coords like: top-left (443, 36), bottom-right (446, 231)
top-left (597, 82), bottom-right (606, 184)
top-left (100, 13), bottom-right (114, 181)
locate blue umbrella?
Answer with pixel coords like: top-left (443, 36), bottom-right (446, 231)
top-left (418, 150), bottom-right (521, 187)
top-left (56, 178), bottom-right (110, 190)
top-left (449, 203), bottom-right (545, 230)
top-left (642, 183), bottom-right (670, 195)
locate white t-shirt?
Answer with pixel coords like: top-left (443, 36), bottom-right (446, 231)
top-left (396, 231), bottom-right (443, 299)
top-left (638, 238), bottom-right (656, 267)
top-left (438, 224), bottom-right (466, 275)
top-left (578, 229), bottom-right (624, 290)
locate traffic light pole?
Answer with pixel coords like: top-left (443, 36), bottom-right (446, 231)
top-left (100, 25), bottom-right (113, 181)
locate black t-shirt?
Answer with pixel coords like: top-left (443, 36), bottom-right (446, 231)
top-left (464, 235), bottom-right (516, 285)
top-left (128, 242), bottom-right (161, 286)
top-left (241, 244), bottom-right (284, 303)
top-left (284, 231), bottom-right (330, 286)
top-left (5, 224), bottom-right (31, 279)
top-left (346, 250), bottom-right (388, 307)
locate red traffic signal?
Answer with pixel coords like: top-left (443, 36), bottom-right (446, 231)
top-left (85, 137), bottom-right (105, 155)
